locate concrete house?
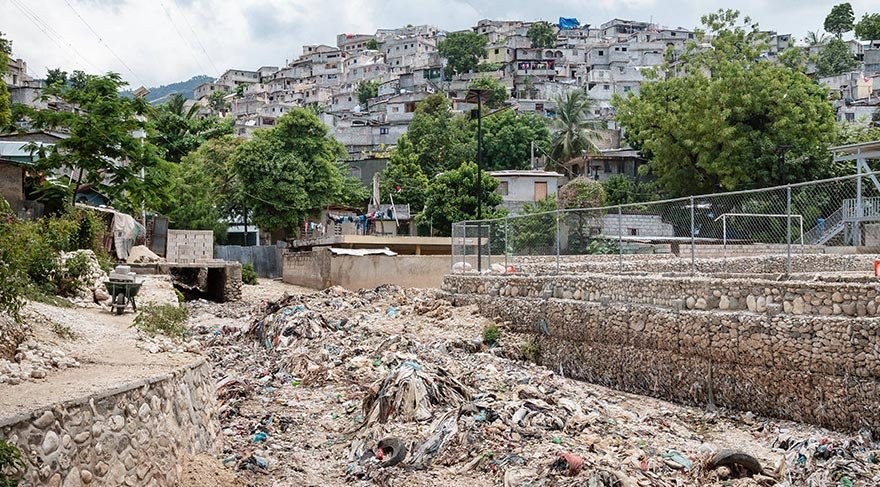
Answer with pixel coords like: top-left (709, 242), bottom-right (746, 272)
top-left (490, 169), bottom-right (563, 214)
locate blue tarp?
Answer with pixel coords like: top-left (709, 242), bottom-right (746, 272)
top-left (558, 17), bottom-right (580, 30)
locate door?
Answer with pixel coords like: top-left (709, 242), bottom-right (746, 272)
top-left (534, 181), bottom-right (548, 201)
top-left (150, 216), bottom-right (168, 257)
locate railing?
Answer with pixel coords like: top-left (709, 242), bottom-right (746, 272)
top-left (802, 206), bottom-right (843, 245)
top-left (842, 196), bottom-right (880, 220)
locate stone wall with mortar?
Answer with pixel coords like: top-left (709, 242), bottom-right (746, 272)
top-left (0, 359), bottom-right (218, 486)
top-left (443, 274), bottom-right (880, 433)
top-left (444, 273), bottom-right (880, 317)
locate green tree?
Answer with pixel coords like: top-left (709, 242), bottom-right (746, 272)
top-left (420, 162), bottom-right (504, 236)
top-left (527, 21), bottom-right (557, 48)
top-left (0, 33), bottom-right (12, 130)
top-left (550, 90), bottom-right (600, 163)
top-left (356, 80), bottom-right (379, 106)
top-left (437, 31), bottom-right (488, 77)
top-left (778, 46), bottom-right (808, 71)
top-left (816, 37), bottom-right (858, 76)
top-left (557, 177), bottom-right (606, 252)
top-left (855, 13), bottom-right (880, 41)
top-left (24, 71), bottom-right (164, 212)
top-left (379, 136), bottom-right (429, 212)
top-left (804, 30), bottom-right (829, 46)
top-left (468, 76), bottom-right (509, 109)
top-left (601, 174), bottom-right (658, 205)
top-left (232, 109), bottom-right (361, 234)
top-left (404, 93), bottom-right (475, 176)
top-left (365, 38), bottom-right (379, 50)
top-left (149, 93), bottom-right (232, 163)
top-left (481, 110), bottom-right (550, 170)
top-left (824, 3), bottom-right (855, 38)
top-left (510, 195), bottom-right (557, 255)
top-left (613, 10), bottom-right (836, 196)
top-left (207, 89), bottom-right (229, 114)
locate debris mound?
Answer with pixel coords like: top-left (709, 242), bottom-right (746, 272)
top-left (361, 360), bottom-right (470, 425)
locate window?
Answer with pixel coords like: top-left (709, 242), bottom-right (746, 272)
top-left (379, 127), bottom-right (389, 135)
top-left (603, 84), bottom-right (610, 90)
top-left (845, 112), bottom-right (855, 122)
top-left (534, 181), bottom-right (548, 201)
top-left (589, 227), bottom-right (602, 236)
top-left (628, 228), bottom-right (638, 236)
top-left (598, 50), bottom-right (604, 55)
top-left (623, 86), bottom-right (631, 92)
top-left (498, 181), bottom-right (509, 196)
top-left (404, 102), bottom-right (417, 112)
top-left (621, 47), bottom-right (627, 51)
top-left (495, 48), bottom-right (500, 54)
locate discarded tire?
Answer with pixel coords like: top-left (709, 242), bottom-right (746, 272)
top-left (377, 437), bottom-right (407, 467)
top-left (708, 450), bottom-right (762, 477)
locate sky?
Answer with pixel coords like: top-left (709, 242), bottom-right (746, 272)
top-left (1, 0), bottom-right (876, 87)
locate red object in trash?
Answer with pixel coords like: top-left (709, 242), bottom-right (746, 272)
top-left (874, 260), bottom-right (880, 277)
top-left (506, 265), bottom-right (516, 273)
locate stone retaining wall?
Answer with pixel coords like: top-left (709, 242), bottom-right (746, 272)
top-left (446, 292), bottom-right (879, 433)
top-left (444, 273), bottom-right (880, 317)
top-left (1, 359), bottom-right (218, 486)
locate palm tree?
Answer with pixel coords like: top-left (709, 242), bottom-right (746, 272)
top-left (804, 30), bottom-right (829, 46)
top-left (164, 92), bottom-right (200, 120)
top-left (550, 90), bottom-right (601, 164)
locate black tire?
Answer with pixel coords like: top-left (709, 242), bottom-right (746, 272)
top-left (114, 294), bottom-right (126, 315)
top-left (376, 437), bottom-right (407, 467)
top-left (708, 450), bottom-right (762, 476)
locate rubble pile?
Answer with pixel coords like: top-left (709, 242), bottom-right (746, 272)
top-left (188, 285), bottom-right (880, 486)
top-left (0, 337), bottom-right (80, 385)
top-left (59, 249), bottom-right (108, 306)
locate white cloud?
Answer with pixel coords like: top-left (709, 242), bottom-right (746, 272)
top-left (1, 0), bottom-right (876, 87)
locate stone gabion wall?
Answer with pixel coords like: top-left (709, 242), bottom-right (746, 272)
top-left (444, 273), bottom-right (880, 317)
top-left (444, 282), bottom-right (880, 433)
top-left (505, 253), bottom-right (880, 275)
top-left (1, 359), bottom-right (219, 486)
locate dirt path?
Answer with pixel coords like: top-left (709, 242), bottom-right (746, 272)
top-left (0, 301), bottom-right (197, 420)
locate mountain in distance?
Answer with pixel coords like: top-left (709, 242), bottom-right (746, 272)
top-left (122, 74), bottom-right (212, 104)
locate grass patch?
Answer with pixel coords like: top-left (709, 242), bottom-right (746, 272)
top-left (0, 439), bottom-right (26, 486)
top-left (241, 263), bottom-right (258, 285)
top-left (482, 324), bottom-right (501, 346)
top-left (132, 304), bottom-right (188, 338)
top-left (521, 338), bottom-right (541, 362)
top-left (51, 321), bottom-right (76, 340)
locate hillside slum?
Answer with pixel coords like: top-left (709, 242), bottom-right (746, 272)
top-left (186, 285), bottom-right (880, 486)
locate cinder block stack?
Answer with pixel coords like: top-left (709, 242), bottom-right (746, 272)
top-left (166, 230), bottom-right (214, 264)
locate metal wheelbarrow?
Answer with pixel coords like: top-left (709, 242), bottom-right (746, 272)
top-left (104, 281), bottom-right (143, 315)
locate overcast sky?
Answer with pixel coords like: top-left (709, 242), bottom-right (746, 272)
top-left (1, 0), bottom-right (875, 87)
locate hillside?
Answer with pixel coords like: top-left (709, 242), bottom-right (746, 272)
top-left (122, 74), bottom-right (212, 104)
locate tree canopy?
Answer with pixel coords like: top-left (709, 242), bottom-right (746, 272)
top-left (557, 177), bottom-right (606, 210)
top-left (550, 90), bottom-right (600, 163)
top-left (379, 136), bottom-right (429, 213)
top-left (816, 37), bottom-right (858, 76)
top-left (527, 21), bottom-right (557, 48)
top-left (232, 109), bottom-right (366, 234)
top-left (613, 10), bottom-right (836, 197)
top-left (402, 94), bottom-right (475, 176)
top-left (356, 80), bottom-right (379, 106)
top-left (468, 76), bottom-right (509, 109)
top-left (824, 3), bottom-right (855, 38)
top-left (0, 33), bottom-right (11, 130)
top-left (420, 161), bottom-right (504, 235)
top-left (25, 71), bottom-right (165, 212)
top-left (149, 93), bottom-right (232, 163)
top-left (855, 13), bottom-right (880, 41)
top-left (437, 31), bottom-right (487, 77)
top-left (481, 110), bottom-right (550, 171)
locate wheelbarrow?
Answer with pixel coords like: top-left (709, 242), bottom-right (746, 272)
top-left (104, 280), bottom-right (143, 315)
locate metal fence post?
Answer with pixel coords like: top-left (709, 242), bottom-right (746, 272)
top-left (689, 196), bottom-right (695, 275)
top-left (786, 185), bottom-right (792, 276)
top-left (555, 211), bottom-right (561, 274)
top-left (504, 218), bottom-right (509, 270)
top-left (617, 205), bottom-right (623, 274)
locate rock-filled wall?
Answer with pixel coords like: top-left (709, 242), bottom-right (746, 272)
top-left (0, 359), bottom-right (218, 486)
top-left (443, 275), bottom-right (880, 433)
top-left (444, 273), bottom-right (880, 317)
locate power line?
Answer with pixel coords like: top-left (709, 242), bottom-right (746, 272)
top-left (168, 1), bottom-right (222, 75)
top-left (62, 0), bottom-right (147, 86)
top-left (157, 1), bottom-right (212, 75)
top-left (8, 0), bottom-right (101, 73)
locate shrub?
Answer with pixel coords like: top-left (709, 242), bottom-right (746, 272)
top-left (241, 263), bottom-right (258, 285)
top-left (133, 304), bottom-right (188, 338)
top-left (482, 324), bottom-right (501, 346)
top-left (53, 252), bottom-right (93, 297)
top-left (0, 439), bottom-right (26, 486)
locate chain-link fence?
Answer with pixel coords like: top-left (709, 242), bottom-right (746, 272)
top-left (451, 170), bottom-right (880, 275)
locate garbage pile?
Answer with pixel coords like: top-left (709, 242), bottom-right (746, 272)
top-left (189, 285), bottom-right (880, 487)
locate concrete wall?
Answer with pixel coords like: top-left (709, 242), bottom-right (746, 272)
top-left (0, 162), bottom-right (24, 205)
top-left (283, 248), bottom-right (448, 289)
top-left (597, 213), bottom-right (675, 237)
top-left (443, 275), bottom-right (880, 433)
top-left (166, 230), bottom-right (213, 263)
top-left (0, 359), bottom-right (218, 486)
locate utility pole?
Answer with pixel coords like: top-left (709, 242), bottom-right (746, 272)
top-left (467, 88), bottom-right (490, 272)
top-left (531, 141), bottom-right (535, 169)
